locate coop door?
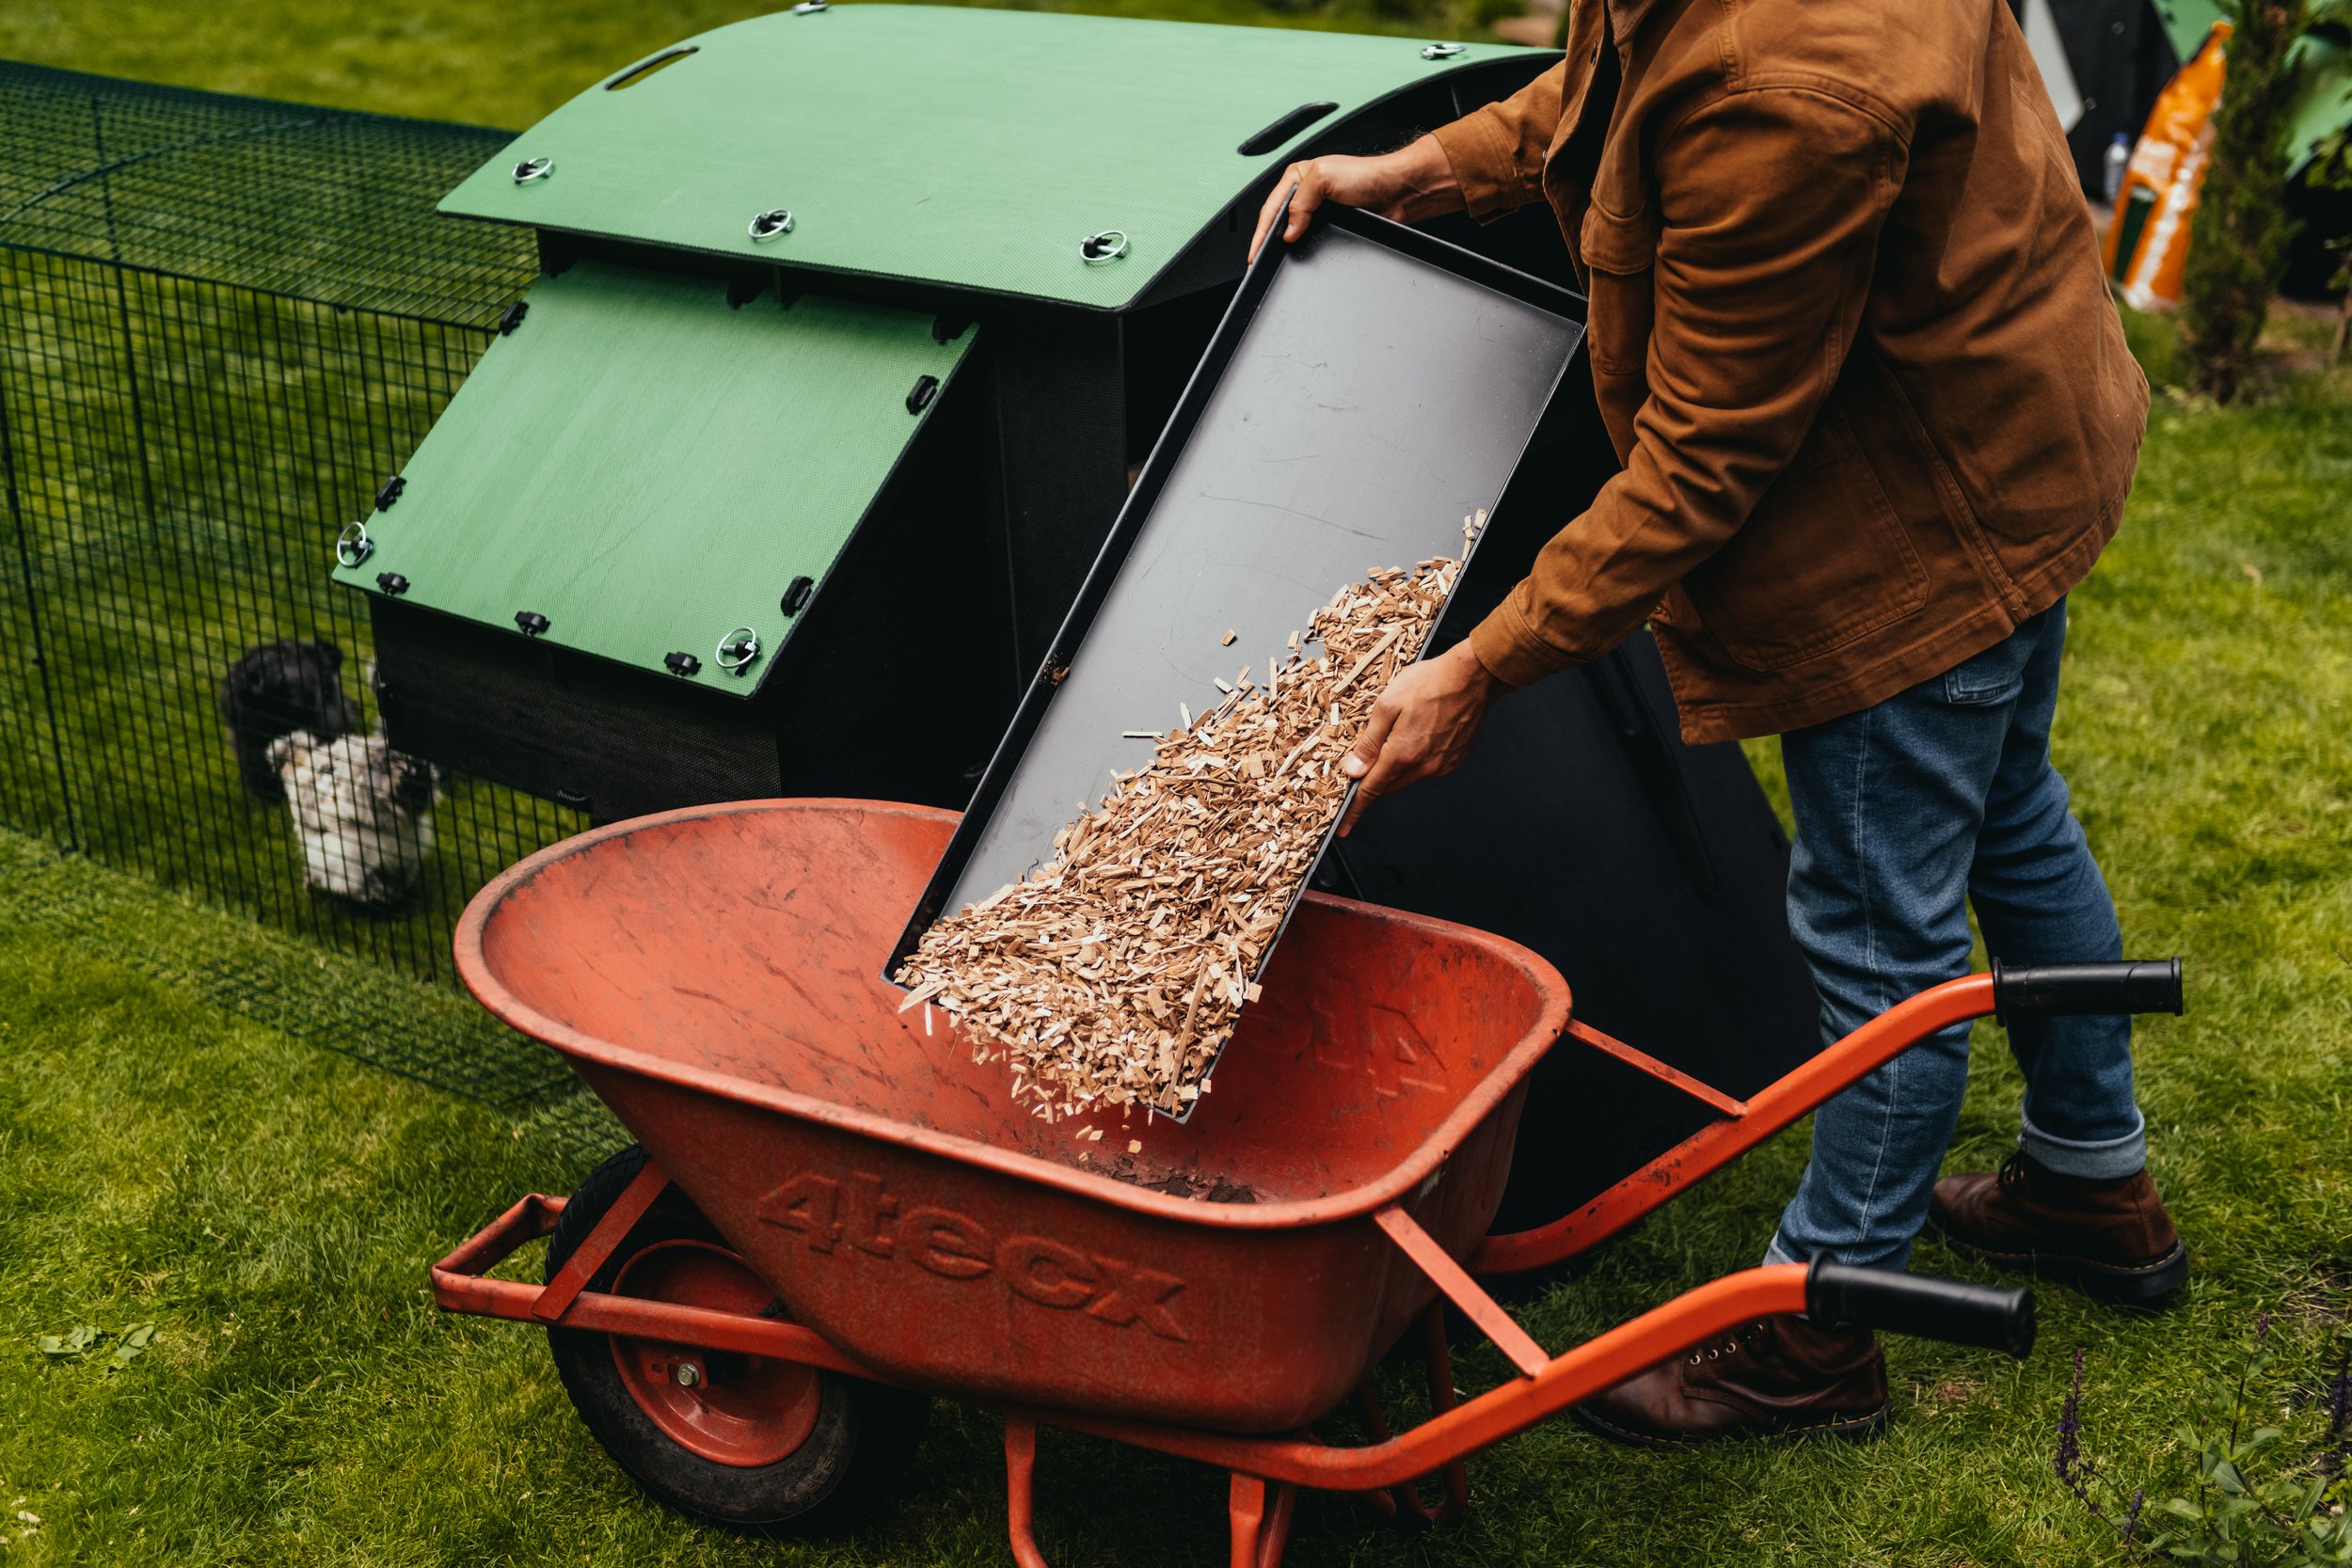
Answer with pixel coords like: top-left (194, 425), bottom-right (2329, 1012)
top-left (330, 260), bottom-right (976, 695)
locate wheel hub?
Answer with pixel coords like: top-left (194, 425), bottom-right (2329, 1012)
top-left (609, 1240), bottom-right (823, 1466)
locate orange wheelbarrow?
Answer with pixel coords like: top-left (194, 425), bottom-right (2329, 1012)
top-left (430, 800), bottom-right (2183, 1563)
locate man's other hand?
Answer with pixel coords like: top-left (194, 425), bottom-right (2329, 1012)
top-left (1247, 136), bottom-right (1466, 262)
top-left (1338, 640), bottom-right (1510, 836)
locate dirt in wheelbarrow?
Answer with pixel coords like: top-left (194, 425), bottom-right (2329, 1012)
top-left (1093, 1153), bottom-right (1261, 1205)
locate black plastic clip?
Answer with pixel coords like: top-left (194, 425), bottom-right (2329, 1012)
top-left (497, 300), bottom-right (529, 335)
top-left (374, 572), bottom-right (410, 596)
top-left (781, 575), bottom-right (815, 616)
top-left (930, 313), bottom-right (971, 344)
top-left (374, 474), bottom-right (406, 512)
top-left (514, 610), bottom-right (550, 637)
top-left (664, 651), bottom-right (702, 677)
top-left (906, 374), bottom-right (941, 414)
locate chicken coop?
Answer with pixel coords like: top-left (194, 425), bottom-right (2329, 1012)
top-left (1, 7), bottom-right (1823, 1214)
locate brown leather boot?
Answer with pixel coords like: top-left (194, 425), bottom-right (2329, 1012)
top-left (1570, 1314), bottom-right (1889, 1449)
top-left (1930, 1150), bottom-right (2187, 1306)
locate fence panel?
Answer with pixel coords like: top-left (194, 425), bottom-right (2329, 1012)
top-left (0, 325), bottom-right (72, 844)
top-left (0, 62), bottom-right (589, 987)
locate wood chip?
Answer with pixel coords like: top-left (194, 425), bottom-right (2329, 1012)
top-left (896, 547), bottom-right (1462, 1118)
top-left (1221, 629), bottom-right (1236, 645)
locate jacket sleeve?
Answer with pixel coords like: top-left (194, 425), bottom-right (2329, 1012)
top-left (1468, 87), bottom-right (1907, 688)
top-left (1430, 60), bottom-right (1566, 222)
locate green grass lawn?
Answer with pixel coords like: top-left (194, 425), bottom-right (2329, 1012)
top-left (1, 307), bottom-right (2346, 1567)
top-left (1, 8), bottom-right (2348, 1565)
top-left (0, 0), bottom-right (1519, 131)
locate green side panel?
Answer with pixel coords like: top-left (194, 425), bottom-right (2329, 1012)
top-left (437, 4), bottom-right (1545, 309)
top-left (330, 261), bottom-right (973, 697)
top-left (2151, 0), bottom-right (2223, 66)
top-left (2284, 36), bottom-right (2352, 178)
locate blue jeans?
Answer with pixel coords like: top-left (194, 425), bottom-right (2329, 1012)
top-left (1765, 598), bottom-right (2147, 1271)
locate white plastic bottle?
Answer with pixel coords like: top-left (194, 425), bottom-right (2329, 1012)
top-left (2103, 132), bottom-right (2133, 205)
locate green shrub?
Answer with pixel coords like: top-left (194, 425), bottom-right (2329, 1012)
top-left (2181, 0), bottom-right (2311, 402)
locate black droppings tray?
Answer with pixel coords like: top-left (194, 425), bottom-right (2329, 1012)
top-left (891, 207), bottom-right (1586, 998)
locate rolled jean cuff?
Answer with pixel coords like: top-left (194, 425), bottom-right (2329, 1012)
top-left (1762, 1230), bottom-right (1911, 1272)
top-left (2020, 1106), bottom-right (2147, 1180)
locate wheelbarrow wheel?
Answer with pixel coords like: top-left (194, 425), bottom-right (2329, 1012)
top-left (544, 1145), bottom-right (930, 1535)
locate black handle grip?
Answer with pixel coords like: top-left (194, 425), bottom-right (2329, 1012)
top-left (1992, 958), bottom-right (2183, 1019)
top-left (1806, 1259), bottom-right (2037, 1358)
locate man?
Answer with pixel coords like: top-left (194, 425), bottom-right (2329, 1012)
top-left (1251, 0), bottom-right (2184, 1445)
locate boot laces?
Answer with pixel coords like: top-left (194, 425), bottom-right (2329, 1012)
top-left (1688, 1321), bottom-right (1768, 1366)
top-left (1995, 1149), bottom-right (2030, 1193)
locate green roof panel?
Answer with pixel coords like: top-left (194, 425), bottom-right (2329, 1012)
top-left (437, 5), bottom-right (1545, 309)
top-left (332, 260), bottom-right (973, 695)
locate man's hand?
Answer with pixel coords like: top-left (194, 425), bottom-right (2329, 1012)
top-left (1248, 136), bottom-right (1466, 262)
top-left (1337, 640), bottom-right (1510, 836)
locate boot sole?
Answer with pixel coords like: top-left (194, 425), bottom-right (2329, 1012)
top-left (1568, 1400), bottom-right (1889, 1452)
top-left (1932, 1230), bottom-right (2188, 1307)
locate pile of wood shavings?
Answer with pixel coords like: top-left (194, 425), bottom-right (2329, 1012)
top-left (896, 519), bottom-right (1480, 1122)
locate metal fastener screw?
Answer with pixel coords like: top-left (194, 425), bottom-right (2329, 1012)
top-left (674, 1361), bottom-right (703, 1387)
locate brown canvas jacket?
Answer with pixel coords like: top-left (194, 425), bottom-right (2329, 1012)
top-left (1433, 0), bottom-right (2150, 742)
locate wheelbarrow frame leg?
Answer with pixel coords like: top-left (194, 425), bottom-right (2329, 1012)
top-left (1349, 1383), bottom-right (1436, 1528)
top-left (1417, 1307), bottom-right (1470, 1524)
top-left (1344, 1304), bottom-right (1472, 1529)
top-left (1228, 1472), bottom-right (1295, 1568)
top-left (1005, 1418), bottom-right (1049, 1568)
top-left (1005, 1419), bottom-right (1296, 1568)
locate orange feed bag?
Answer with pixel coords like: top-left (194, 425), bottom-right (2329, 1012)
top-left (2105, 22), bottom-right (2231, 311)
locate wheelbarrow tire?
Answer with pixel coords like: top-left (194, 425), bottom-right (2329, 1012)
top-left (543, 1144), bottom-right (930, 1536)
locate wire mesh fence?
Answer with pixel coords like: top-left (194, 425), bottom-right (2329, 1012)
top-left (0, 61), bottom-right (583, 993)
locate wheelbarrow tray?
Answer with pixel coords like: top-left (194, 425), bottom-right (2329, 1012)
top-left (455, 799), bottom-right (1569, 1432)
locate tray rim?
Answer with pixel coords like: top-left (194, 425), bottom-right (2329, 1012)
top-left (883, 205), bottom-right (1587, 1117)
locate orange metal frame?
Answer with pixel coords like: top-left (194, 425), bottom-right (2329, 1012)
top-left (1474, 974), bottom-right (1994, 1273)
top-left (430, 974), bottom-right (2001, 1566)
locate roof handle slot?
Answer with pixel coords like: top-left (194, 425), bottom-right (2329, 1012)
top-left (604, 46), bottom-right (698, 91)
top-left (1237, 102), bottom-right (1340, 157)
